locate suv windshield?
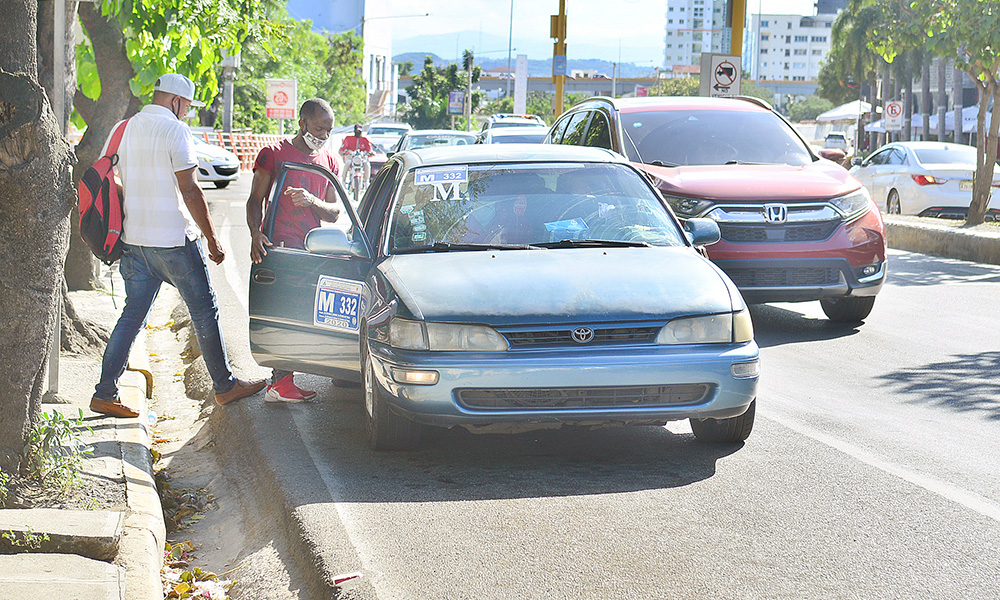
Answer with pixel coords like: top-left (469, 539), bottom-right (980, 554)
top-left (621, 109), bottom-right (814, 166)
top-left (387, 163), bottom-right (686, 252)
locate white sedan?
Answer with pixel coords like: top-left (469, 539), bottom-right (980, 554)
top-left (192, 135), bottom-right (240, 189)
top-left (850, 141), bottom-right (999, 220)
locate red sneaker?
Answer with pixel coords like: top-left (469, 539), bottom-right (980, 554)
top-left (265, 375), bottom-right (318, 403)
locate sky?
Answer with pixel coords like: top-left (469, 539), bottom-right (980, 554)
top-left (392, 0), bottom-right (820, 64)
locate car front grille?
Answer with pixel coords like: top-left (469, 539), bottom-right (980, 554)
top-left (457, 384), bottom-right (713, 410)
top-left (214, 165), bottom-right (239, 176)
top-left (502, 326), bottom-right (660, 348)
top-left (719, 221), bottom-right (840, 243)
top-left (722, 266), bottom-right (842, 287)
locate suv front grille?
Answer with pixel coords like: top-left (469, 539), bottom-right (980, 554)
top-left (457, 384), bottom-right (713, 410)
top-left (721, 266), bottom-right (841, 287)
top-left (720, 221), bottom-right (840, 243)
top-left (502, 326), bottom-right (660, 348)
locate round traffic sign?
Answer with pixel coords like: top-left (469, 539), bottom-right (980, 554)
top-left (886, 102), bottom-right (902, 118)
top-left (715, 61), bottom-right (737, 86)
top-left (274, 91), bottom-right (289, 106)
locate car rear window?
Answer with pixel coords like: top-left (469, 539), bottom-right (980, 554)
top-left (621, 109), bottom-right (813, 166)
top-left (387, 163), bottom-right (686, 251)
top-left (403, 134), bottom-right (475, 150)
top-left (913, 146), bottom-right (978, 165)
top-left (490, 132), bottom-right (548, 144)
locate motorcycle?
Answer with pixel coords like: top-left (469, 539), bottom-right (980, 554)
top-left (347, 149), bottom-right (369, 205)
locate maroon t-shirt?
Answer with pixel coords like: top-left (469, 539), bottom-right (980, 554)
top-left (254, 139), bottom-right (339, 249)
top-left (339, 135), bottom-right (374, 153)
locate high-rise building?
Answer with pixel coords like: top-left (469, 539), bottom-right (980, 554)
top-left (747, 11), bottom-right (838, 83)
top-left (663, 0), bottom-right (731, 72)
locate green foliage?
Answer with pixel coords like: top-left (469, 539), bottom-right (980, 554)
top-left (2, 529), bottom-right (50, 550)
top-left (23, 409), bottom-right (93, 486)
top-left (651, 77), bottom-right (698, 97)
top-left (480, 92), bottom-right (587, 124)
top-left (817, 0), bottom-right (887, 106)
top-left (787, 96), bottom-right (836, 121)
top-left (0, 469), bottom-right (9, 507)
top-left (740, 80), bottom-right (777, 104)
top-left (398, 60), bottom-right (415, 77)
top-left (402, 56), bottom-right (483, 130)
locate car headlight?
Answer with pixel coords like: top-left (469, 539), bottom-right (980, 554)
top-left (389, 317), bottom-right (508, 351)
top-left (662, 194), bottom-right (714, 218)
top-left (830, 188), bottom-right (872, 220)
top-left (656, 310), bottom-right (754, 344)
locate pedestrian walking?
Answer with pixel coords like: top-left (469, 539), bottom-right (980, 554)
top-left (246, 98), bottom-right (341, 403)
top-left (91, 73), bottom-right (265, 418)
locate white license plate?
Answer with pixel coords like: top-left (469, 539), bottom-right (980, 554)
top-left (959, 180), bottom-right (973, 191)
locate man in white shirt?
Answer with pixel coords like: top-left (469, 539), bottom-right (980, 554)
top-left (92, 73), bottom-right (265, 418)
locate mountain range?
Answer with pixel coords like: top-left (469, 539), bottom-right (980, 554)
top-left (394, 53), bottom-right (661, 79)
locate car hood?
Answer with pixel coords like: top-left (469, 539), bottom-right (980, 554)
top-left (639, 162), bottom-right (860, 202)
top-left (378, 247), bottom-right (735, 325)
top-left (195, 143), bottom-right (237, 162)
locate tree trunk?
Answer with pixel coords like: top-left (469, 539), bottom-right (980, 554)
top-left (967, 76), bottom-right (999, 227)
top-left (937, 58), bottom-right (947, 142)
top-left (921, 62), bottom-right (931, 142)
top-left (0, 0), bottom-right (75, 473)
top-left (954, 66), bottom-right (964, 144)
top-left (66, 3), bottom-right (137, 291)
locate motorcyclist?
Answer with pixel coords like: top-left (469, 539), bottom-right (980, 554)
top-left (338, 124), bottom-right (374, 188)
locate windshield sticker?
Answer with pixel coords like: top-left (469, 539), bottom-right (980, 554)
top-left (414, 166), bottom-right (468, 185)
top-left (408, 211), bottom-right (425, 227)
top-left (598, 202), bottom-right (616, 218)
top-left (400, 204), bottom-right (415, 214)
top-left (412, 231), bottom-right (427, 242)
top-left (313, 275), bottom-right (364, 333)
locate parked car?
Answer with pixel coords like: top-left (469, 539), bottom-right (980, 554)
top-left (546, 96), bottom-right (887, 322)
top-left (249, 145), bottom-right (760, 450)
top-left (392, 129), bottom-right (477, 153)
top-left (850, 141), bottom-right (1000, 220)
top-left (476, 113), bottom-right (547, 143)
top-left (367, 122), bottom-right (412, 151)
top-left (192, 135), bottom-right (240, 188)
top-left (824, 131), bottom-right (849, 151)
top-left (476, 125), bottom-right (550, 144)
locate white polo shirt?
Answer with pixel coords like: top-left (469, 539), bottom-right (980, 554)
top-left (103, 104), bottom-right (200, 247)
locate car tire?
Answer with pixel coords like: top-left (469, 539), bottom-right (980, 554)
top-left (363, 343), bottom-right (421, 451)
top-left (820, 296), bottom-right (876, 322)
top-left (690, 399), bottom-right (755, 443)
top-left (214, 181), bottom-right (230, 189)
top-left (887, 190), bottom-right (901, 214)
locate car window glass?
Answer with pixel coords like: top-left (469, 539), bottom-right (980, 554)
top-left (584, 112), bottom-right (613, 150)
top-left (560, 112), bottom-right (592, 146)
top-left (913, 145), bottom-right (981, 165)
top-left (620, 109), bottom-right (813, 166)
top-left (364, 162), bottom-right (400, 247)
top-left (887, 149), bottom-right (907, 166)
top-left (358, 164), bottom-right (391, 225)
top-left (265, 163), bottom-right (354, 251)
top-left (386, 162), bottom-right (686, 251)
top-left (547, 115), bottom-right (572, 144)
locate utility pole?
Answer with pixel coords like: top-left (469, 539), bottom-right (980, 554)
top-left (463, 50), bottom-right (474, 131)
top-left (550, 0), bottom-right (567, 116)
top-left (729, 0), bottom-right (746, 57)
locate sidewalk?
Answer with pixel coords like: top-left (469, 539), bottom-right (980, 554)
top-left (0, 266), bottom-right (165, 600)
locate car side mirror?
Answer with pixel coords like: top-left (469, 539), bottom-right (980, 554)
top-left (304, 227), bottom-right (369, 258)
top-left (851, 157), bottom-right (863, 167)
top-left (683, 218), bottom-right (721, 247)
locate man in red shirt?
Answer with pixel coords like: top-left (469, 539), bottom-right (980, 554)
top-left (338, 123), bottom-right (375, 187)
top-left (246, 98), bottom-right (342, 403)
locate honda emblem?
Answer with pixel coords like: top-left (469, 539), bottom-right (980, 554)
top-left (763, 203), bottom-right (788, 224)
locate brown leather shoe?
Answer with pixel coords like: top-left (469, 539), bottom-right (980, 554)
top-left (90, 397), bottom-right (140, 418)
top-left (215, 378), bottom-right (267, 405)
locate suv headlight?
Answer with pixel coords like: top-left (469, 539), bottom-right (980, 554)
top-left (830, 188), bottom-right (872, 220)
top-left (662, 194), bottom-right (714, 218)
top-left (389, 317), bottom-right (508, 351)
top-left (656, 309), bottom-right (754, 344)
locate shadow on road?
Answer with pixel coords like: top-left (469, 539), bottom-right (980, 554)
top-left (876, 351), bottom-right (1000, 420)
top-left (749, 304), bottom-right (861, 348)
top-left (886, 251), bottom-right (1000, 287)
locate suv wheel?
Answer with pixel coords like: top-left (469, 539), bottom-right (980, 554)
top-left (690, 400), bottom-right (755, 443)
top-left (820, 296), bottom-right (876, 322)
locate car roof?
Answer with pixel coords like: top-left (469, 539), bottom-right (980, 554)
top-left (369, 123), bottom-right (410, 130)
top-left (395, 144), bottom-right (624, 168)
top-left (405, 129), bottom-right (477, 136)
top-left (594, 96), bottom-right (773, 113)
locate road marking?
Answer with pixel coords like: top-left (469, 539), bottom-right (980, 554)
top-left (216, 211), bottom-right (249, 313)
top-left (761, 408), bottom-right (1000, 523)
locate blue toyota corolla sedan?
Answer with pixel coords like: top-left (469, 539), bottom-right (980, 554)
top-left (249, 145), bottom-right (760, 449)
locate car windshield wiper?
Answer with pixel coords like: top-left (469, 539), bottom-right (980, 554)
top-left (534, 239), bottom-right (651, 249)
top-left (648, 160), bottom-right (678, 167)
top-left (393, 242), bottom-right (540, 254)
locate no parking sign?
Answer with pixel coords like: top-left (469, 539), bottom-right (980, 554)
top-left (885, 101), bottom-right (903, 131)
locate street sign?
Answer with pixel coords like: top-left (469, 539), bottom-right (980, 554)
top-left (635, 86), bottom-right (648, 98)
top-left (448, 90), bottom-right (465, 115)
top-left (699, 54), bottom-right (742, 98)
top-left (885, 100), bottom-right (903, 131)
top-left (553, 55), bottom-right (567, 77)
top-left (265, 79), bottom-right (296, 119)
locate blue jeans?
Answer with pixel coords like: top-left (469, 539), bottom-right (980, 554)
top-left (95, 238), bottom-right (237, 399)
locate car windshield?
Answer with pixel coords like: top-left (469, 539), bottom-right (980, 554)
top-left (913, 146), bottom-right (978, 165)
top-left (493, 120), bottom-right (542, 128)
top-left (402, 134), bottom-right (475, 150)
top-left (369, 126), bottom-right (406, 135)
top-left (387, 162), bottom-right (686, 252)
top-left (621, 109), bottom-right (813, 166)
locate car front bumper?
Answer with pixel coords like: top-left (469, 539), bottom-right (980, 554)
top-left (197, 159), bottom-right (240, 182)
top-left (368, 341), bottom-right (760, 427)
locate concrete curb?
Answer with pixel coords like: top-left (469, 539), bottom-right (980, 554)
top-left (884, 215), bottom-right (1000, 266)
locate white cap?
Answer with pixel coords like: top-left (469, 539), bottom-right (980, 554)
top-left (154, 73), bottom-right (205, 107)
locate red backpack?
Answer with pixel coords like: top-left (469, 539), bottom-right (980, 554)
top-left (78, 119), bottom-right (129, 265)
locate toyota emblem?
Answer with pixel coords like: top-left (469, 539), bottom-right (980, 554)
top-left (571, 327), bottom-right (595, 344)
top-left (763, 203), bottom-right (788, 224)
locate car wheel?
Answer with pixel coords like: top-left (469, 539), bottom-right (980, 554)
top-left (887, 190), bottom-right (901, 214)
top-left (214, 181), bottom-right (230, 189)
top-left (690, 399), bottom-right (755, 443)
top-left (362, 343), bottom-right (421, 451)
top-left (819, 296), bottom-right (876, 323)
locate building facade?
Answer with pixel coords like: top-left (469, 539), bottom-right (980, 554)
top-left (663, 0), bottom-right (731, 72)
top-left (747, 11), bottom-right (837, 83)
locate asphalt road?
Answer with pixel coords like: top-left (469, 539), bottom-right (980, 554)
top-left (204, 176), bottom-right (1000, 599)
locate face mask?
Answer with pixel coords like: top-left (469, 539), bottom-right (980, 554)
top-left (303, 130), bottom-right (326, 151)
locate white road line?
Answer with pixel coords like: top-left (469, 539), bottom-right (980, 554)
top-left (217, 212), bottom-right (249, 313)
top-left (761, 408), bottom-right (1000, 523)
